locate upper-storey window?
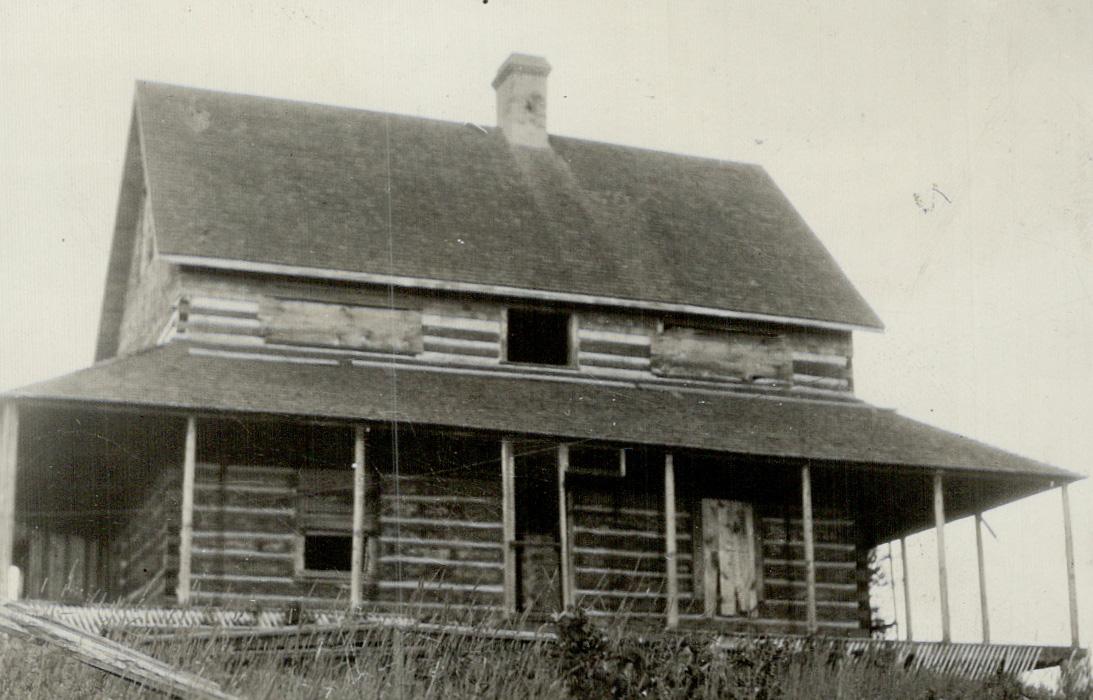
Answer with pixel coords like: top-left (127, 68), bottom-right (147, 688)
top-left (505, 308), bottom-right (573, 366)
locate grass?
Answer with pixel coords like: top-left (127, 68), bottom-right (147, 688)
top-left (0, 606), bottom-right (1089, 699)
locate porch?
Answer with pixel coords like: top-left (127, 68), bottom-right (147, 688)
top-left (0, 343), bottom-right (1085, 672)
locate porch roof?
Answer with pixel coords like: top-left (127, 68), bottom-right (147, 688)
top-left (5, 342), bottom-right (1079, 484)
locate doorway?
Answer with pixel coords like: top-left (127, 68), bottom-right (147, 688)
top-left (701, 499), bottom-right (759, 617)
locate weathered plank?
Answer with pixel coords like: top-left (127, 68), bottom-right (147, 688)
top-left (260, 298), bottom-right (423, 353)
top-left (651, 327), bottom-right (791, 383)
top-left (0, 603), bottom-right (237, 699)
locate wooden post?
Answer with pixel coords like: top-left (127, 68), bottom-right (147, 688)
top-left (974, 514), bottom-right (990, 643)
top-left (557, 444), bottom-right (574, 609)
top-left (0, 404), bottom-right (19, 602)
top-left (900, 536), bottom-right (913, 641)
top-left (933, 472), bottom-right (951, 643)
top-left (664, 453), bottom-right (679, 629)
top-left (1061, 484), bottom-right (1080, 648)
top-left (801, 463), bottom-right (817, 634)
top-left (501, 440), bottom-right (517, 616)
top-left (177, 416), bottom-right (197, 606)
top-left (350, 426), bottom-right (367, 609)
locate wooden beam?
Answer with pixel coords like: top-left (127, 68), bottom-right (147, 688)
top-left (557, 444), bottom-right (574, 609)
top-left (900, 536), bottom-right (913, 641)
top-left (933, 472), bottom-right (951, 643)
top-left (664, 453), bottom-right (678, 629)
top-left (177, 416), bottom-right (197, 606)
top-left (0, 404), bottom-right (18, 602)
top-left (0, 603), bottom-right (237, 699)
top-left (350, 426), bottom-right (366, 608)
top-left (500, 440), bottom-right (517, 616)
top-left (974, 514), bottom-right (990, 643)
top-left (801, 463), bottom-right (818, 634)
top-left (1061, 484), bottom-right (1080, 648)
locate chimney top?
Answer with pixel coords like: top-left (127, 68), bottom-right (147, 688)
top-left (491, 53), bottom-right (551, 89)
top-left (492, 53), bottom-right (552, 149)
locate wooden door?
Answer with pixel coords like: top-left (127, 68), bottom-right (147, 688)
top-left (702, 500), bottom-right (758, 617)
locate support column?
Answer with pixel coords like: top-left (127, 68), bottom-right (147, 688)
top-left (350, 426), bottom-right (367, 609)
top-left (900, 536), bottom-right (913, 641)
top-left (664, 453), bottom-right (678, 629)
top-left (177, 416), bottom-right (197, 606)
top-left (801, 463), bottom-right (817, 634)
top-left (557, 444), bottom-right (575, 609)
top-left (0, 403), bottom-right (19, 602)
top-left (501, 440), bottom-right (517, 616)
top-left (933, 472), bottom-right (951, 643)
top-left (1061, 484), bottom-right (1080, 648)
top-left (974, 514), bottom-right (990, 643)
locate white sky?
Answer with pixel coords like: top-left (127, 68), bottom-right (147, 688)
top-left (1, 1), bottom-right (1090, 648)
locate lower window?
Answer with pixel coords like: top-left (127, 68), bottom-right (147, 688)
top-left (302, 533), bottom-right (353, 573)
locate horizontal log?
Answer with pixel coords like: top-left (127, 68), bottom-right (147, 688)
top-left (762, 542), bottom-right (856, 563)
top-left (764, 579), bottom-right (859, 603)
top-left (196, 463), bottom-right (297, 490)
top-left (192, 532), bottom-right (296, 554)
top-left (577, 339), bottom-right (651, 358)
top-left (422, 325), bottom-right (500, 343)
top-left (577, 571), bottom-right (693, 593)
top-left (380, 498), bottom-right (501, 522)
top-left (379, 562), bottom-right (504, 587)
top-left (763, 560), bottom-right (857, 586)
top-left (761, 519), bottom-right (856, 544)
top-left (379, 517), bottom-right (503, 544)
top-left (192, 509), bottom-right (295, 534)
top-left (189, 574), bottom-right (300, 597)
top-left (380, 476), bottom-right (498, 500)
top-left (381, 540), bottom-right (503, 564)
top-left (194, 487), bottom-right (295, 510)
top-left (573, 531), bottom-right (690, 552)
top-left (190, 552), bottom-right (295, 578)
top-left (791, 359), bottom-right (851, 379)
top-left (422, 338), bottom-right (499, 358)
top-left (760, 600), bottom-right (861, 624)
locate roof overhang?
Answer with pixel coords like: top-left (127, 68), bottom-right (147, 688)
top-left (6, 342), bottom-right (1077, 481)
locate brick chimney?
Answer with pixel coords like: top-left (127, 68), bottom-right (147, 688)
top-left (492, 53), bottom-right (551, 148)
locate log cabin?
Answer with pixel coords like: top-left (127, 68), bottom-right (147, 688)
top-left (0, 54), bottom-right (1083, 673)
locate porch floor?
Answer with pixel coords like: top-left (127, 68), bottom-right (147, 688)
top-left (7, 600), bottom-right (1082, 679)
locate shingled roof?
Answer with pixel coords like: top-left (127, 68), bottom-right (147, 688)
top-left (8, 342), bottom-right (1075, 483)
top-left (121, 82), bottom-right (880, 338)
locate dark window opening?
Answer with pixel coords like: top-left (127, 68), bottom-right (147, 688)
top-left (507, 309), bottom-right (570, 366)
top-left (303, 534), bottom-right (353, 572)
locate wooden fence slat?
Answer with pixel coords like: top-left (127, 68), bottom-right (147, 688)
top-left (0, 603), bottom-right (237, 699)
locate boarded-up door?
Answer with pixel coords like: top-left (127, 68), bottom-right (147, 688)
top-left (702, 500), bottom-right (758, 616)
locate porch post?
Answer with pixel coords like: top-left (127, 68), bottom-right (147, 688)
top-left (1061, 484), bottom-right (1080, 648)
top-left (664, 453), bottom-right (679, 629)
top-left (900, 536), bottom-right (913, 641)
top-left (177, 416), bottom-right (197, 606)
top-left (801, 463), bottom-right (818, 634)
top-left (0, 403), bottom-right (19, 602)
top-left (350, 426), bottom-right (367, 608)
top-left (974, 514), bottom-right (990, 643)
top-left (500, 440), bottom-right (517, 616)
top-left (557, 444), bottom-right (575, 609)
top-left (933, 471), bottom-right (951, 643)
